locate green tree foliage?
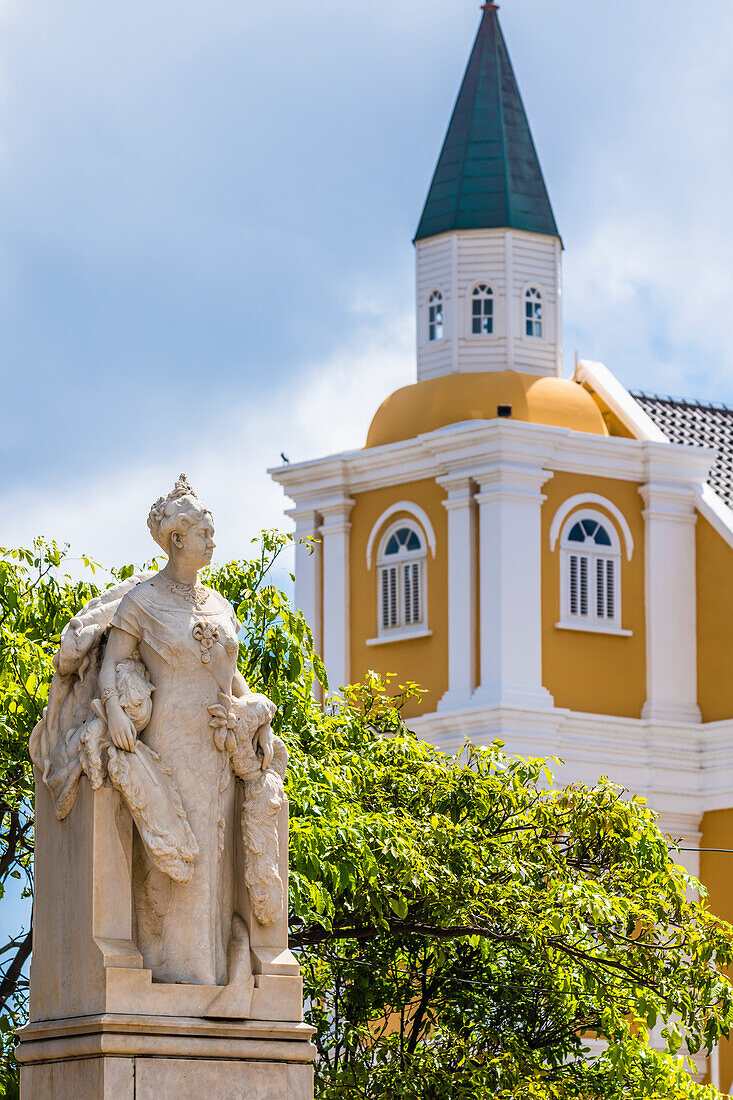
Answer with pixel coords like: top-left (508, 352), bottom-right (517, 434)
top-left (1, 533), bottom-right (732, 1098)
top-left (0, 540), bottom-right (108, 1089)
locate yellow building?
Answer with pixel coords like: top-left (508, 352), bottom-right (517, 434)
top-left (271, 4), bottom-right (733, 1088)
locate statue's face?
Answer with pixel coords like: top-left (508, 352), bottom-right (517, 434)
top-left (171, 513), bottom-right (216, 569)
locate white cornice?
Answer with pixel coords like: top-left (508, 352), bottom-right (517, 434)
top-left (642, 443), bottom-right (715, 490)
top-left (408, 701), bottom-right (733, 817)
top-left (269, 417), bottom-right (717, 509)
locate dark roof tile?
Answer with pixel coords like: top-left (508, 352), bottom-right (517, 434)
top-left (632, 392), bottom-right (733, 506)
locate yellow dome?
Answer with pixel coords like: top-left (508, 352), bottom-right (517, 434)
top-left (365, 371), bottom-right (608, 448)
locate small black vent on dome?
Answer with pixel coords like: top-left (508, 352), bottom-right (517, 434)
top-left (497, 405), bottom-right (512, 418)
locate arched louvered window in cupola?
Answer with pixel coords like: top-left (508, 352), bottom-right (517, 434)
top-left (428, 290), bottom-right (444, 342)
top-left (377, 523), bottom-right (426, 636)
top-left (471, 283), bottom-right (494, 336)
top-left (524, 286), bottom-right (543, 339)
top-left (560, 511), bottom-right (621, 631)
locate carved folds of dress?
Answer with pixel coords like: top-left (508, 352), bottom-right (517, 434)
top-left (29, 573), bottom-right (287, 989)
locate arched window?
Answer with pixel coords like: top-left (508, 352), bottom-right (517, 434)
top-left (377, 522), bottom-right (426, 635)
top-left (524, 287), bottom-right (543, 338)
top-left (428, 290), bottom-right (444, 342)
top-left (560, 511), bottom-right (622, 630)
top-left (471, 283), bottom-right (494, 335)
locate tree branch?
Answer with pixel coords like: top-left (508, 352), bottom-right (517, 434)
top-left (0, 926), bottom-right (32, 1014)
top-left (0, 809), bottom-right (20, 881)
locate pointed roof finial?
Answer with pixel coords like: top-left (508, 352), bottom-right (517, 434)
top-left (415, 0), bottom-right (559, 243)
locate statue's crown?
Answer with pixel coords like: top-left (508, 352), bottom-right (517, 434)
top-left (169, 473), bottom-right (197, 502)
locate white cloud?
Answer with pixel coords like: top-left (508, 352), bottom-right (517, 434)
top-left (553, 0), bottom-right (733, 399)
top-left (0, 311), bottom-right (414, 572)
top-left (566, 207), bottom-right (733, 389)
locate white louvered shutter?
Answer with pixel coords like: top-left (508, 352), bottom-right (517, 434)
top-left (593, 557), bottom-right (616, 620)
top-left (596, 558), bottom-right (606, 619)
top-left (579, 556), bottom-right (589, 616)
top-left (605, 559), bottom-right (615, 620)
top-left (404, 562), bottom-right (421, 625)
top-left (381, 566), bottom-right (398, 628)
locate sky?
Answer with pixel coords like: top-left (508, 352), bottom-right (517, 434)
top-left (0, 0), bottom-right (732, 570)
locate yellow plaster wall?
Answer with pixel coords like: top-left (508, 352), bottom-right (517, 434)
top-left (541, 473), bottom-right (646, 717)
top-left (349, 479), bottom-right (448, 718)
top-left (697, 517), bottom-right (733, 723)
top-left (700, 809), bottom-right (733, 1092)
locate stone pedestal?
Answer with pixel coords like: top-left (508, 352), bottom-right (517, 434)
top-left (16, 774), bottom-right (315, 1098)
top-left (18, 1015), bottom-right (314, 1099)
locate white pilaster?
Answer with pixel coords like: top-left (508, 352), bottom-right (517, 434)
top-left (287, 505), bottom-right (323, 656)
top-left (640, 478), bottom-right (701, 724)
top-left (472, 454), bottom-right (554, 710)
top-left (283, 506), bottom-right (321, 695)
top-left (437, 475), bottom-right (476, 711)
top-left (319, 498), bottom-right (354, 693)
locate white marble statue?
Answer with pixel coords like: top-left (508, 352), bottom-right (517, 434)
top-left (30, 475), bottom-right (288, 987)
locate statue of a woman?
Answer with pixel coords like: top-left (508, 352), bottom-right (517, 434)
top-left (31, 475), bottom-right (287, 989)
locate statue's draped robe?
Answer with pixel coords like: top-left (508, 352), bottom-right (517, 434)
top-left (29, 573), bottom-right (155, 820)
top-left (111, 579), bottom-right (242, 986)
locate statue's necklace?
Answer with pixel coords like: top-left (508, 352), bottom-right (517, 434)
top-left (168, 581), bottom-right (208, 609)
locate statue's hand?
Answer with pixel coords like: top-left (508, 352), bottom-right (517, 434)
top-left (208, 694), bottom-right (238, 754)
top-left (254, 723), bottom-right (275, 771)
top-left (106, 700), bottom-right (138, 752)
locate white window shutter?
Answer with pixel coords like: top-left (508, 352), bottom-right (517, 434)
top-left (606, 559), bottom-right (615, 620)
top-left (404, 562), bottom-right (420, 625)
top-left (381, 566), bottom-right (398, 629)
top-left (596, 557), bottom-right (605, 619)
top-left (569, 554), bottom-right (578, 615)
top-left (579, 556), bottom-right (589, 616)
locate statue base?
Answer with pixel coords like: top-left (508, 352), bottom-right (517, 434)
top-left (16, 1013), bottom-right (315, 1099)
top-left (18, 775), bottom-right (315, 1098)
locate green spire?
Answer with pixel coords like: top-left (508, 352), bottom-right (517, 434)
top-left (415, 4), bottom-right (560, 243)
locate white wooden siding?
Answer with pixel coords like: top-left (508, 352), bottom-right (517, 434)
top-left (416, 228), bottom-right (561, 381)
top-left (415, 236), bottom-right (453, 379)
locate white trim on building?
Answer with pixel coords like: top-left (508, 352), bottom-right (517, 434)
top-left (549, 493), bottom-right (634, 560)
top-left (365, 502), bottom-right (437, 569)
